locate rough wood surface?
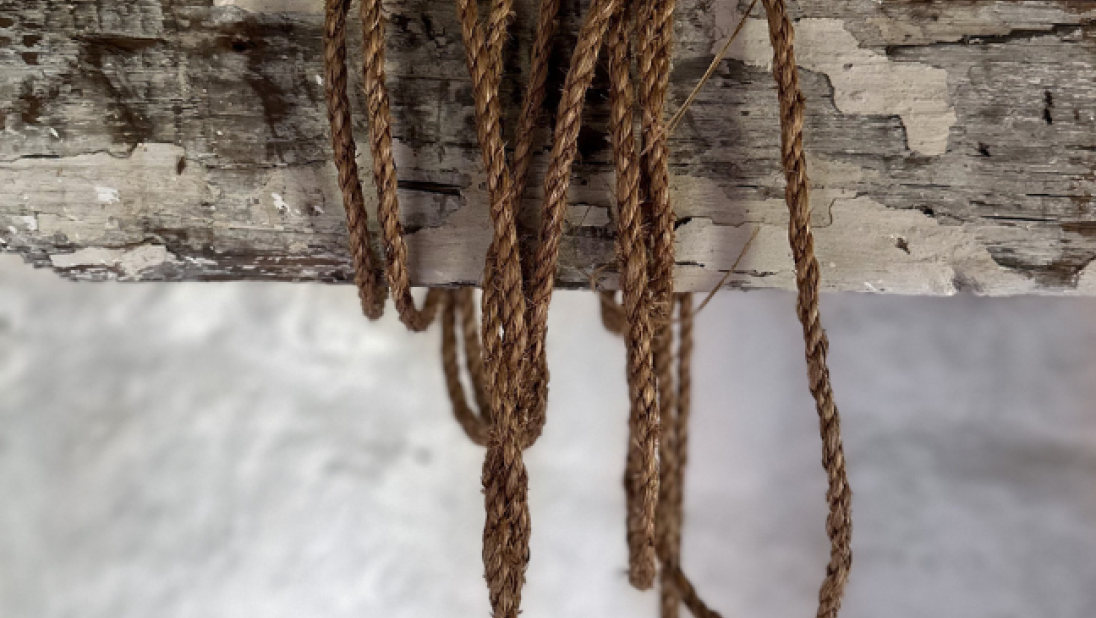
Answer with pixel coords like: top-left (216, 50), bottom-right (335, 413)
top-left (1, 0), bottom-right (1094, 294)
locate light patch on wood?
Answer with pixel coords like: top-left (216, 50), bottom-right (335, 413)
top-left (861, 5), bottom-right (1096, 47)
top-left (95, 186), bottom-right (120, 204)
top-left (10, 216), bottom-right (37, 232)
top-left (272, 193), bottom-right (289, 213)
top-left (719, 14), bottom-right (957, 156)
top-left (675, 195), bottom-right (1032, 296)
top-left (214, 0), bottom-right (323, 14)
top-left (50, 245), bottom-right (172, 277)
top-left (1074, 262), bottom-right (1096, 296)
top-left (404, 187), bottom-right (492, 287)
top-left (2, 144), bottom-right (211, 245)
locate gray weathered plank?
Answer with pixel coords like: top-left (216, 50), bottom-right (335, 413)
top-left (1, 0), bottom-right (1094, 294)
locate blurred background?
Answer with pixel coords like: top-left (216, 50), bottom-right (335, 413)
top-left (1, 254), bottom-right (1095, 618)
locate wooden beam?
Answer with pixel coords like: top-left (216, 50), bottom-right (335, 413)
top-left (1, 0), bottom-right (1094, 294)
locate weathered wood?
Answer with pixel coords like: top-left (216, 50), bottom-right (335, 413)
top-left (0, 0), bottom-right (1094, 294)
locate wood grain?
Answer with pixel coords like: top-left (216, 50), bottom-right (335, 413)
top-left (1, 0), bottom-right (1094, 294)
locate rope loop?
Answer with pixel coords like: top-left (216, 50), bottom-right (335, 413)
top-left (321, 0), bottom-right (852, 615)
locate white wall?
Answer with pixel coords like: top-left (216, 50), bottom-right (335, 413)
top-left (1, 255), bottom-right (1095, 618)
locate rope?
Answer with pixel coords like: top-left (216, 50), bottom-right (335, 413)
top-left (321, 0), bottom-right (851, 616)
top-left (606, 0), bottom-right (660, 590)
top-left (322, 0), bottom-right (386, 320)
top-left (359, 0), bottom-right (442, 331)
top-left (760, 1), bottom-right (853, 615)
top-left (441, 288), bottom-right (491, 446)
top-left (599, 1), bottom-right (851, 616)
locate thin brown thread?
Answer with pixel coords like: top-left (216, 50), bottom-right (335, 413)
top-left (643, 0), bottom-right (758, 152)
top-left (693, 224), bottom-right (761, 315)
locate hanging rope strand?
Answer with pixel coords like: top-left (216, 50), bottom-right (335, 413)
top-left (322, 0), bottom-right (387, 319)
top-left (482, 1), bottom-right (623, 615)
top-left (523, 0), bottom-right (621, 433)
top-left (453, 0), bottom-right (526, 428)
top-left (606, 0), bottom-right (661, 591)
top-left (440, 290), bottom-right (492, 446)
top-left (760, 2), bottom-right (853, 616)
top-left (457, 288), bottom-right (492, 420)
top-left (656, 293), bottom-right (692, 617)
top-left (322, 0), bottom-right (852, 615)
top-left (509, 0), bottom-right (564, 441)
top-left (510, 0), bottom-right (563, 205)
top-left (635, 0), bottom-right (677, 322)
top-left (358, 0), bottom-right (441, 331)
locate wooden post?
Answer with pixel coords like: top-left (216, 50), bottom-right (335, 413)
top-left (1, 0), bottom-right (1093, 294)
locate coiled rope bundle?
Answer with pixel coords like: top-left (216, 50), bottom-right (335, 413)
top-left (322, 0), bottom-right (852, 616)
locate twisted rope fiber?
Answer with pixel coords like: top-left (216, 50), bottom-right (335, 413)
top-left (441, 289), bottom-right (492, 446)
top-left (606, 0), bottom-right (660, 591)
top-left (322, 0), bottom-right (386, 320)
top-left (602, 0), bottom-right (696, 602)
top-left (325, 0), bottom-right (616, 611)
top-left (657, 293), bottom-right (692, 618)
top-left (454, 0), bottom-right (566, 448)
top-left (358, 0), bottom-right (444, 331)
top-left (477, 1), bottom-right (624, 615)
top-left (322, 0), bottom-right (851, 615)
top-left (327, 0), bottom-right (478, 446)
top-left (455, 0), bottom-right (564, 445)
top-left (628, 0), bottom-right (678, 592)
top-left (454, 0), bottom-right (531, 446)
top-left (635, 0), bottom-right (676, 324)
top-left (458, 287), bottom-right (492, 420)
top-left (599, 0), bottom-right (852, 616)
top-left (761, 1), bottom-right (852, 615)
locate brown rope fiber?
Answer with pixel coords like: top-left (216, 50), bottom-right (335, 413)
top-left (599, 1), bottom-right (851, 617)
top-left (322, 0), bottom-right (386, 320)
top-left (320, 0), bottom-right (851, 616)
top-left (656, 293), bottom-right (692, 618)
top-left (606, 0), bottom-right (660, 590)
top-left (441, 288), bottom-right (492, 446)
top-left (761, 1), bottom-right (853, 615)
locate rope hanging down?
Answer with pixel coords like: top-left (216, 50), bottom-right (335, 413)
top-left (321, 0), bottom-right (852, 617)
